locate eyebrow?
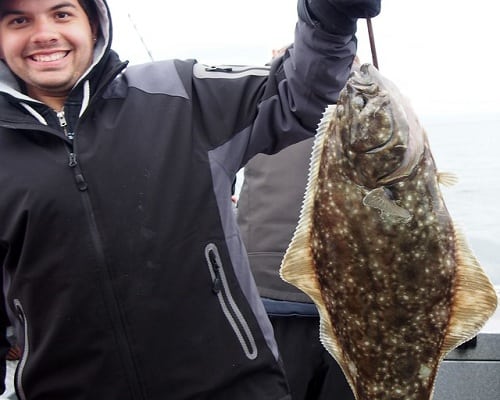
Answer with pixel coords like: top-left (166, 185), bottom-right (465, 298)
top-left (0, 2), bottom-right (78, 19)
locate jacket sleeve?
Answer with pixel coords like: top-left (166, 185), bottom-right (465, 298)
top-left (251, 25), bottom-right (355, 154)
top-left (190, 0), bottom-right (357, 171)
top-left (244, 0), bottom-right (357, 160)
top-left (285, 4), bottom-right (358, 128)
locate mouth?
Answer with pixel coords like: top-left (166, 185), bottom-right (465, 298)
top-left (29, 51), bottom-right (69, 63)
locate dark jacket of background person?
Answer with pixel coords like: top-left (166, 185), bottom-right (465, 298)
top-left (238, 138), bottom-right (314, 304)
top-left (0, 0), bottom-right (376, 398)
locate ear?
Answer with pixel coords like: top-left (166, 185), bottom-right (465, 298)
top-left (90, 23), bottom-right (99, 43)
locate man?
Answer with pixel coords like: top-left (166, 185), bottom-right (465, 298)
top-left (0, 0), bottom-right (381, 398)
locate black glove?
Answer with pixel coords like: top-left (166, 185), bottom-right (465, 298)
top-left (304, 0), bottom-right (381, 35)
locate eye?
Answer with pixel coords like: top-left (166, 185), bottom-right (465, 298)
top-left (352, 95), bottom-right (366, 110)
top-left (7, 16), bottom-right (29, 26)
top-left (55, 12), bottom-right (70, 20)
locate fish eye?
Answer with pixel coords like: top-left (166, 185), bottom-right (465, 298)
top-left (352, 95), bottom-right (366, 110)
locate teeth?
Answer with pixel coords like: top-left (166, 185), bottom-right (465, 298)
top-left (31, 52), bottom-right (67, 62)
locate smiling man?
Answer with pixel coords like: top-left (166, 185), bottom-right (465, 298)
top-left (0, 0), bottom-right (380, 398)
top-left (0, 0), bottom-right (98, 110)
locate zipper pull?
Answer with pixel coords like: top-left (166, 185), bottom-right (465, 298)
top-left (68, 153), bottom-right (77, 167)
top-left (205, 66), bottom-right (233, 72)
top-left (75, 174), bottom-right (88, 192)
top-left (208, 251), bottom-right (222, 294)
top-left (56, 110), bottom-right (74, 140)
top-left (56, 110), bottom-right (67, 128)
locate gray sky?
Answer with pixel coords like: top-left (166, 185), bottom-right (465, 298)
top-left (106, 0), bottom-right (500, 117)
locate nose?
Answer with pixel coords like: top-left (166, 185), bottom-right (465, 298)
top-left (30, 18), bottom-right (59, 46)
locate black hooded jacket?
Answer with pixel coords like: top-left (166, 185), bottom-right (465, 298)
top-left (0, 0), bottom-right (357, 398)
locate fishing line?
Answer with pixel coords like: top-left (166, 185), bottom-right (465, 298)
top-left (366, 18), bottom-right (379, 69)
top-left (128, 12), bottom-right (155, 62)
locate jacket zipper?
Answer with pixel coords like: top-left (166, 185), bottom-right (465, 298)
top-left (56, 110), bottom-right (87, 191)
top-left (56, 111), bottom-right (144, 398)
top-left (56, 110), bottom-right (78, 170)
top-left (205, 243), bottom-right (258, 360)
top-left (56, 110), bottom-right (75, 140)
top-left (77, 192), bottom-right (144, 399)
top-left (13, 299), bottom-right (29, 400)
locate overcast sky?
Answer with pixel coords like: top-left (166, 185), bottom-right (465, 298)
top-left (106, 0), bottom-right (500, 117)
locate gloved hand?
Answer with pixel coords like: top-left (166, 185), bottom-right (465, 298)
top-left (305, 0), bottom-right (381, 35)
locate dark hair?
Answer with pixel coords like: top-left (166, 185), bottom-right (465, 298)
top-left (78, 0), bottom-right (100, 27)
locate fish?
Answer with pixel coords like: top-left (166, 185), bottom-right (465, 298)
top-left (280, 63), bottom-right (498, 400)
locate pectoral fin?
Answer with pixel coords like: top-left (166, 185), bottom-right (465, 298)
top-left (363, 187), bottom-right (412, 223)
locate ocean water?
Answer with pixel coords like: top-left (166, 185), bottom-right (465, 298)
top-left (422, 113), bottom-right (500, 333)
top-left (422, 113), bottom-right (500, 285)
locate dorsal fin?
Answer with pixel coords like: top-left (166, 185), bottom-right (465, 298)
top-left (280, 104), bottom-right (347, 367)
top-left (280, 104), bottom-right (336, 304)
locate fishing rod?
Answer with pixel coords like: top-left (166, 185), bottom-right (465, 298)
top-left (128, 12), bottom-right (155, 62)
top-left (366, 18), bottom-right (379, 69)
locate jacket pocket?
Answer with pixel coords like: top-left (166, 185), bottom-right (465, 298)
top-left (205, 243), bottom-right (258, 360)
top-left (13, 299), bottom-right (29, 400)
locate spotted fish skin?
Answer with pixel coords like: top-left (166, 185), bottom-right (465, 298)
top-left (280, 64), bottom-right (497, 400)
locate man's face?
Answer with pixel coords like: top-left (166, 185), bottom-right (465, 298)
top-left (0, 0), bottom-right (96, 105)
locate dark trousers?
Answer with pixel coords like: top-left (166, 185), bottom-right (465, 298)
top-left (270, 315), bottom-right (355, 400)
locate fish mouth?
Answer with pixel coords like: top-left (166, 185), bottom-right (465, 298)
top-left (336, 64), bottom-right (423, 187)
top-left (343, 83), bottom-right (393, 153)
top-left (338, 66), bottom-right (398, 155)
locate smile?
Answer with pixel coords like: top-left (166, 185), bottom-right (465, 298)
top-left (30, 51), bottom-right (69, 63)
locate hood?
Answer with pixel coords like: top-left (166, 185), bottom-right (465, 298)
top-left (0, 0), bottom-right (113, 104)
